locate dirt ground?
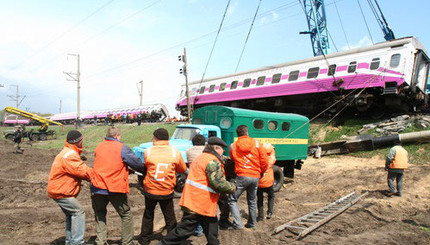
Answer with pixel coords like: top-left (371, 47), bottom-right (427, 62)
top-left (0, 140), bottom-right (429, 245)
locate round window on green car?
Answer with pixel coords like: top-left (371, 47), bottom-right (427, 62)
top-left (282, 122), bottom-right (291, 131)
top-left (253, 119), bottom-right (264, 130)
top-left (220, 118), bottom-right (232, 129)
top-left (268, 121), bottom-right (278, 131)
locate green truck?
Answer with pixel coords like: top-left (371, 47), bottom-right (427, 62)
top-left (133, 105), bottom-right (309, 192)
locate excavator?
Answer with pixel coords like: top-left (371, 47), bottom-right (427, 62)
top-left (3, 106), bottom-right (63, 141)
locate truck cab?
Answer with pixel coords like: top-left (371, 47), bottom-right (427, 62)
top-left (133, 124), bottom-right (221, 162)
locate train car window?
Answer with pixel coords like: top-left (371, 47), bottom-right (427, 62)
top-left (281, 122), bottom-right (290, 131)
top-left (209, 85), bottom-right (215, 93)
top-left (256, 76), bottom-right (266, 86)
top-left (220, 118), bottom-right (232, 129)
top-left (307, 67), bottom-right (320, 79)
top-left (191, 88), bottom-right (197, 95)
top-left (219, 83), bottom-right (227, 91)
top-left (243, 78), bottom-right (251, 88)
top-left (271, 73), bottom-right (282, 84)
top-left (231, 81), bottom-right (238, 90)
top-left (288, 70), bottom-right (299, 81)
top-left (348, 61), bottom-right (357, 73)
top-left (268, 121), bottom-right (278, 131)
top-left (390, 54), bottom-right (401, 68)
top-left (253, 119), bottom-right (264, 130)
top-left (370, 58), bottom-right (380, 70)
top-left (199, 86), bottom-right (206, 94)
top-left (328, 64), bottom-right (336, 76)
top-left (179, 90), bottom-right (184, 97)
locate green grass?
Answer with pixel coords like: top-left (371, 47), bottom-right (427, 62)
top-left (420, 226), bottom-right (430, 233)
top-left (1, 123), bottom-right (180, 152)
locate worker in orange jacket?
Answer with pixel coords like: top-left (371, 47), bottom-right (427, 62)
top-left (159, 137), bottom-right (236, 245)
top-left (228, 125), bottom-right (269, 229)
top-left (385, 144), bottom-right (408, 197)
top-left (257, 143), bottom-right (276, 221)
top-left (47, 130), bottom-right (93, 245)
top-left (138, 128), bottom-right (187, 245)
top-left (91, 127), bottom-right (145, 245)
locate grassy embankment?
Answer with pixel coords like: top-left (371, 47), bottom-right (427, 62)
top-left (0, 123), bottom-right (179, 152)
top-left (309, 118), bottom-right (430, 165)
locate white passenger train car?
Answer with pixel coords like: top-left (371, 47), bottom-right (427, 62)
top-left (176, 37), bottom-right (429, 117)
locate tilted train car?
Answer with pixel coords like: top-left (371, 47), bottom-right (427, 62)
top-left (176, 37), bottom-right (429, 117)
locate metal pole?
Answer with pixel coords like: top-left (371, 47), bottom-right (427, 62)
top-left (16, 85), bottom-right (19, 108)
top-left (139, 80), bottom-right (143, 106)
top-left (183, 48), bottom-right (191, 123)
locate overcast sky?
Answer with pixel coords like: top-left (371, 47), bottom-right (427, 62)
top-left (0, 0), bottom-right (429, 116)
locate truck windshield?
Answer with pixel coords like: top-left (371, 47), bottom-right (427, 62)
top-left (172, 127), bottom-right (200, 141)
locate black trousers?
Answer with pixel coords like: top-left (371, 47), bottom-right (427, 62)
top-left (161, 211), bottom-right (219, 245)
top-left (140, 196), bottom-right (177, 240)
top-left (257, 185), bottom-right (274, 218)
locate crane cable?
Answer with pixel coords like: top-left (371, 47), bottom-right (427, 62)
top-left (356, 0), bottom-right (374, 45)
top-left (235, 0), bottom-right (263, 73)
top-left (193, 0), bottom-right (232, 108)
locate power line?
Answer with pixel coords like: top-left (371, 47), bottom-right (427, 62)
top-left (235, 0), bottom-right (263, 73)
top-left (333, 0), bottom-right (350, 49)
top-left (13, 0), bottom-right (116, 68)
top-left (357, 0), bottom-right (375, 45)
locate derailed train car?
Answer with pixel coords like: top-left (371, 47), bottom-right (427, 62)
top-left (176, 37), bottom-right (429, 117)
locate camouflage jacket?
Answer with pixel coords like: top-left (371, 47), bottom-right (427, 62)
top-left (204, 147), bottom-right (236, 194)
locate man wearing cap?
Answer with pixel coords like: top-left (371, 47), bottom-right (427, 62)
top-left (47, 130), bottom-right (93, 245)
top-left (228, 125), bottom-right (268, 229)
top-left (139, 128), bottom-right (187, 245)
top-left (91, 127), bottom-right (145, 245)
top-left (159, 137), bottom-right (236, 245)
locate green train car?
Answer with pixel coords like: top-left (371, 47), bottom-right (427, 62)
top-left (192, 106), bottom-right (309, 191)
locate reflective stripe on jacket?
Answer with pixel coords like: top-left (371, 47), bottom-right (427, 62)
top-left (143, 140), bottom-right (186, 196)
top-left (47, 142), bottom-right (93, 199)
top-left (258, 144), bottom-right (276, 188)
top-left (389, 146), bottom-right (408, 169)
top-left (229, 136), bottom-right (269, 178)
top-left (179, 152), bottom-right (221, 217)
top-left (92, 139), bottom-right (129, 193)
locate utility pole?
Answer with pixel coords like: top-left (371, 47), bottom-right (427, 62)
top-left (7, 85), bottom-right (26, 108)
top-left (179, 48), bottom-right (191, 123)
top-left (59, 100), bottom-right (62, 113)
top-left (64, 54), bottom-right (80, 127)
top-left (137, 80), bottom-right (143, 106)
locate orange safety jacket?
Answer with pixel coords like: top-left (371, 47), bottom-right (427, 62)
top-left (47, 142), bottom-right (93, 199)
top-left (390, 146), bottom-right (408, 169)
top-left (258, 144), bottom-right (276, 188)
top-left (230, 136), bottom-right (269, 178)
top-left (91, 139), bottom-right (129, 193)
top-left (143, 140), bottom-right (186, 196)
top-left (179, 152), bottom-right (222, 217)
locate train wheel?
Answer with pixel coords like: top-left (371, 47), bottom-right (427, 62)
top-left (272, 165), bottom-right (284, 192)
